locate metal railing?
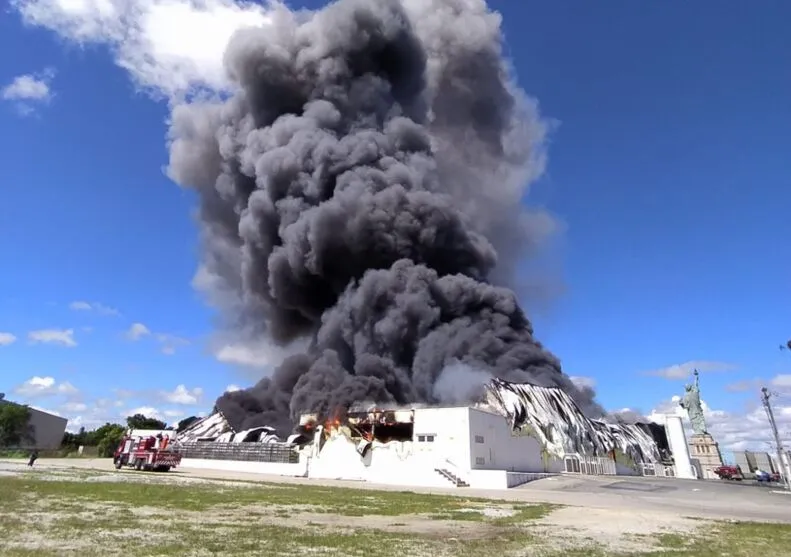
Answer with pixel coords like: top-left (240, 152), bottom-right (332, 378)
top-left (175, 442), bottom-right (299, 464)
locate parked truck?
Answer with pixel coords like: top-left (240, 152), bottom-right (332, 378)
top-left (113, 432), bottom-right (182, 472)
top-left (713, 465), bottom-right (743, 480)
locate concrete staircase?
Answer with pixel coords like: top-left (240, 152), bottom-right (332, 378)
top-left (434, 468), bottom-right (469, 487)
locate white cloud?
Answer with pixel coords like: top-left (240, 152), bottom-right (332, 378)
top-left (771, 375), bottom-right (791, 389)
top-left (30, 404), bottom-right (61, 416)
top-left (28, 328), bottom-right (77, 347)
top-left (114, 388), bottom-right (136, 399)
top-left (214, 337), bottom-right (309, 370)
top-left (64, 415), bottom-right (104, 432)
top-left (11, 0), bottom-right (272, 99)
top-left (1, 73), bottom-right (51, 100)
top-left (160, 384), bottom-right (202, 405)
top-left (126, 322), bottom-right (151, 340)
top-left (13, 376), bottom-right (79, 398)
top-left (69, 300), bottom-right (120, 316)
top-left (126, 406), bottom-right (162, 419)
top-left (225, 384), bottom-right (241, 392)
top-left (124, 323), bottom-right (189, 354)
top-left (117, 405), bottom-right (183, 427)
top-left (0, 332), bottom-right (17, 346)
top-left (43, 398), bottom-right (127, 432)
top-left (570, 376), bottom-right (596, 389)
top-left (156, 333), bottom-right (190, 355)
top-left (1, 68), bottom-right (56, 115)
top-left (725, 379), bottom-right (761, 393)
top-left (643, 360), bottom-right (737, 380)
top-left (61, 401), bottom-right (88, 413)
top-left (647, 385), bottom-right (791, 453)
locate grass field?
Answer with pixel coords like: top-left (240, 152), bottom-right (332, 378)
top-left (1, 466), bottom-right (791, 556)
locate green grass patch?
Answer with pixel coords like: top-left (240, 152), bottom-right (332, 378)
top-left (0, 474), bottom-right (552, 518)
top-left (0, 474), bottom-right (555, 556)
top-left (3, 474), bottom-right (791, 556)
top-left (0, 447), bottom-right (98, 459)
top-left (559, 522), bottom-right (791, 557)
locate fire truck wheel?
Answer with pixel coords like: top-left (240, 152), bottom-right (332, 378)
top-left (134, 459), bottom-right (143, 471)
top-left (114, 459), bottom-right (122, 470)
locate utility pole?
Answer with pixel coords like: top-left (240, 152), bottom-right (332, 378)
top-left (761, 387), bottom-right (791, 490)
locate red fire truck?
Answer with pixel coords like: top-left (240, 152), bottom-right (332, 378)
top-left (113, 431), bottom-right (182, 472)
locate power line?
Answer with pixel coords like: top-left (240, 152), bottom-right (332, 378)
top-left (761, 387), bottom-right (791, 490)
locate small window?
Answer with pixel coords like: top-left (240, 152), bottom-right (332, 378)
top-left (426, 435), bottom-right (435, 442)
top-left (417, 435), bottom-right (426, 442)
top-left (475, 457), bottom-right (485, 465)
top-left (474, 435), bottom-right (485, 444)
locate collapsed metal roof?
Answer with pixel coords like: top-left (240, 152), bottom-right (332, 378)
top-left (175, 410), bottom-right (282, 444)
top-left (179, 378), bottom-right (668, 466)
top-left (483, 378), bottom-right (665, 464)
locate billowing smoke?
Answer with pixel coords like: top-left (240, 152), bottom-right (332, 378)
top-left (167, 0), bottom-right (598, 434)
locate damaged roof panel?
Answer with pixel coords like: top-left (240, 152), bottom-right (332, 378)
top-left (483, 378), bottom-right (665, 464)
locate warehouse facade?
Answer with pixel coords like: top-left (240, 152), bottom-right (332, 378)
top-left (0, 394), bottom-right (68, 450)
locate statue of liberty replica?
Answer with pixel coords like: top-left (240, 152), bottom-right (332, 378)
top-left (678, 369), bottom-right (723, 478)
top-left (679, 369), bottom-right (707, 435)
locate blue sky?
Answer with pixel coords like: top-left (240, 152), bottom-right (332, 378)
top-left (0, 0), bottom-right (789, 450)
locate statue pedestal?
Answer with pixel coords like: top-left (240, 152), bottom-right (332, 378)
top-left (688, 434), bottom-right (724, 479)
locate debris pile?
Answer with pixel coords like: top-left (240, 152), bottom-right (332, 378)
top-left (176, 411), bottom-right (281, 444)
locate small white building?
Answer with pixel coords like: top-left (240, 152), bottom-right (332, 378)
top-left (306, 405), bottom-right (567, 489)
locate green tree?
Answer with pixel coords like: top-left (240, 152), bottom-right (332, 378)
top-left (95, 423), bottom-right (127, 458)
top-left (126, 414), bottom-right (167, 430)
top-left (0, 403), bottom-right (34, 447)
top-left (61, 427), bottom-right (88, 449)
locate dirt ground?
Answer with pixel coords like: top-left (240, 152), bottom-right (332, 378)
top-left (1, 459), bottom-right (789, 557)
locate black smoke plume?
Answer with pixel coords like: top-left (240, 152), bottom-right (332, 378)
top-left (167, 0), bottom-right (598, 434)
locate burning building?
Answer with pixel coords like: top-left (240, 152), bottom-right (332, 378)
top-left (175, 378), bottom-right (678, 488)
top-left (160, 0), bottom-right (688, 487)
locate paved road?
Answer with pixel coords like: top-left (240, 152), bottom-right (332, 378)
top-left (4, 458), bottom-right (789, 523)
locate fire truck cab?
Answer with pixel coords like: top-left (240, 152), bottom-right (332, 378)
top-left (113, 430), bottom-right (182, 472)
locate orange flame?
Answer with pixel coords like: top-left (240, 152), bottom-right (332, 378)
top-left (323, 407), bottom-right (345, 434)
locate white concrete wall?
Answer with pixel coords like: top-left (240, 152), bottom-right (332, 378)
top-left (412, 407), bottom-right (471, 471)
top-left (467, 470), bottom-right (508, 489)
top-left (309, 434), bottom-right (369, 481)
top-left (467, 407), bottom-right (547, 473)
top-left (181, 458), bottom-right (307, 476)
top-left (665, 414), bottom-right (695, 479)
top-left (308, 433), bottom-right (452, 488)
top-left (307, 433), bottom-right (538, 489)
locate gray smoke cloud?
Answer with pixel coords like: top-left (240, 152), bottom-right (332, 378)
top-left (167, 0), bottom-right (598, 433)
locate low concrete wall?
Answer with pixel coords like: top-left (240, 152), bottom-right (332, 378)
top-left (466, 470), bottom-right (555, 489)
top-left (180, 458), bottom-right (307, 477)
top-left (467, 470), bottom-right (508, 489)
